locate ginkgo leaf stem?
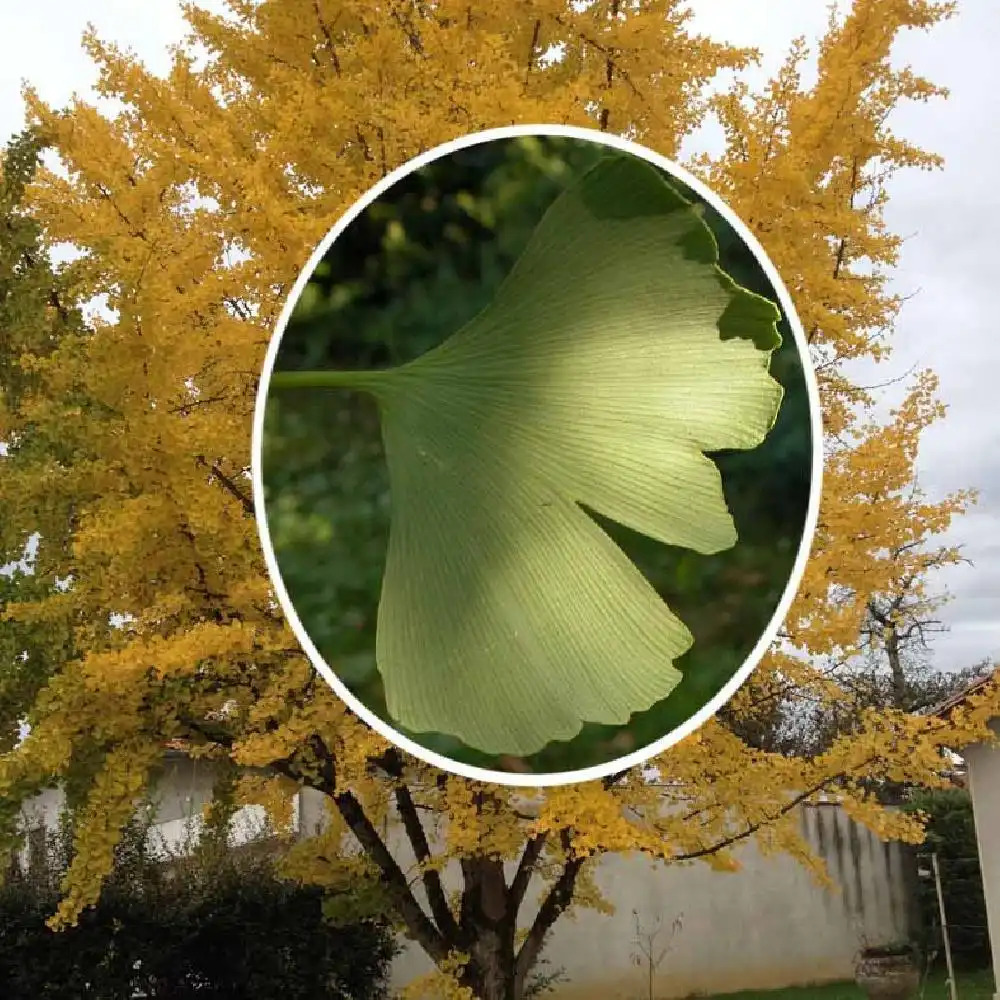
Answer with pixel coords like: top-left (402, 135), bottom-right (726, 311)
top-left (269, 369), bottom-right (385, 393)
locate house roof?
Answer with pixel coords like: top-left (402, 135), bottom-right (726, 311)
top-left (930, 666), bottom-right (1000, 718)
top-left (163, 739), bottom-right (192, 758)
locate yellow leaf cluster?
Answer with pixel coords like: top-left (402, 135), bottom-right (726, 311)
top-left (396, 951), bottom-right (475, 1000)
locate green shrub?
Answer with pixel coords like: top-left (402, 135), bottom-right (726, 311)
top-left (904, 787), bottom-right (991, 971)
top-left (0, 818), bottom-right (397, 999)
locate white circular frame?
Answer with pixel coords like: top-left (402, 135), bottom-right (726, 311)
top-left (251, 123), bottom-right (825, 788)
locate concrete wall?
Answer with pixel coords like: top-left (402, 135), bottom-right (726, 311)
top-left (390, 802), bottom-right (917, 998)
top-left (967, 719), bottom-right (1000, 1000)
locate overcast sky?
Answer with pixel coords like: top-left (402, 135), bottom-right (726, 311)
top-left (1, 1), bottom-right (996, 673)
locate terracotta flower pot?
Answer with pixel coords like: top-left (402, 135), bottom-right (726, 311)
top-left (854, 950), bottom-right (921, 1000)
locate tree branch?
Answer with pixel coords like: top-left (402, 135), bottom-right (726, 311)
top-left (333, 788), bottom-right (452, 964)
top-left (509, 832), bottom-right (547, 910)
top-left (260, 737), bottom-right (453, 966)
top-left (312, 0), bottom-right (342, 75)
top-left (389, 2), bottom-right (426, 55)
top-left (671, 777), bottom-right (843, 863)
top-left (514, 830), bottom-right (583, 989)
top-left (380, 750), bottom-right (459, 938)
top-left (195, 455), bottom-right (254, 517)
top-left (524, 19), bottom-right (541, 82)
top-left (168, 394), bottom-right (230, 415)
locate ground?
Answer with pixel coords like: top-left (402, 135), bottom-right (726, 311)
top-left (705, 968), bottom-right (994, 999)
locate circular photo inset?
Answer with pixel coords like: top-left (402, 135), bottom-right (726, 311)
top-left (252, 125), bottom-right (822, 785)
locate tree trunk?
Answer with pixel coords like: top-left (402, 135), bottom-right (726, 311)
top-left (459, 857), bottom-right (519, 1000)
top-left (462, 925), bottom-right (519, 1000)
top-left (885, 626), bottom-right (907, 708)
top-left (320, 768), bottom-right (579, 1000)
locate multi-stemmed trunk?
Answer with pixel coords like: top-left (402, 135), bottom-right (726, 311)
top-left (451, 855), bottom-right (571, 1000)
top-left (327, 769), bottom-right (580, 1000)
top-left (459, 916), bottom-right (520, 1000)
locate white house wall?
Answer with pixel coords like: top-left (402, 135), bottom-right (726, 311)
top-left (18, 755), bottom-right (288, 862)
top-left (966, 719), bottom-right (1000, 1000)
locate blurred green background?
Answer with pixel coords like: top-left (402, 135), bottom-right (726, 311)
top-left (262, 135), bottom-right (814, 775)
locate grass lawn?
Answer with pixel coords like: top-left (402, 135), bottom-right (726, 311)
top-left (705, 968), bottom-right (995, 1000)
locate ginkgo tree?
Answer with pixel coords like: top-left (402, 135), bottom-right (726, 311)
top-left (0, 2), bottom-right (995, 1000)
top-left (0, 128), bottom-right (86, 758)
top-left (264, 149), bottom-right (787, 757)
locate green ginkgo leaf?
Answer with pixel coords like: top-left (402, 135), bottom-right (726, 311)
top-left (269, 153), bottom-right (785, 756)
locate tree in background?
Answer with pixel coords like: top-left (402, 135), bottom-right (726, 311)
top-left (1, 3), bottom-right (996, 999)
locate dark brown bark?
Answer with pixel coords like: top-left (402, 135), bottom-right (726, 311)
top-left (884, 624), bottom-right (907, 708)
top-left (598, 0), bottom-right (622, 132)
top-left (458, 856), bottom-right (519, 1000)
top-left (514, 845), bottom-right (585, 996)
top-left (381, 751), bottom-right (459, 939)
